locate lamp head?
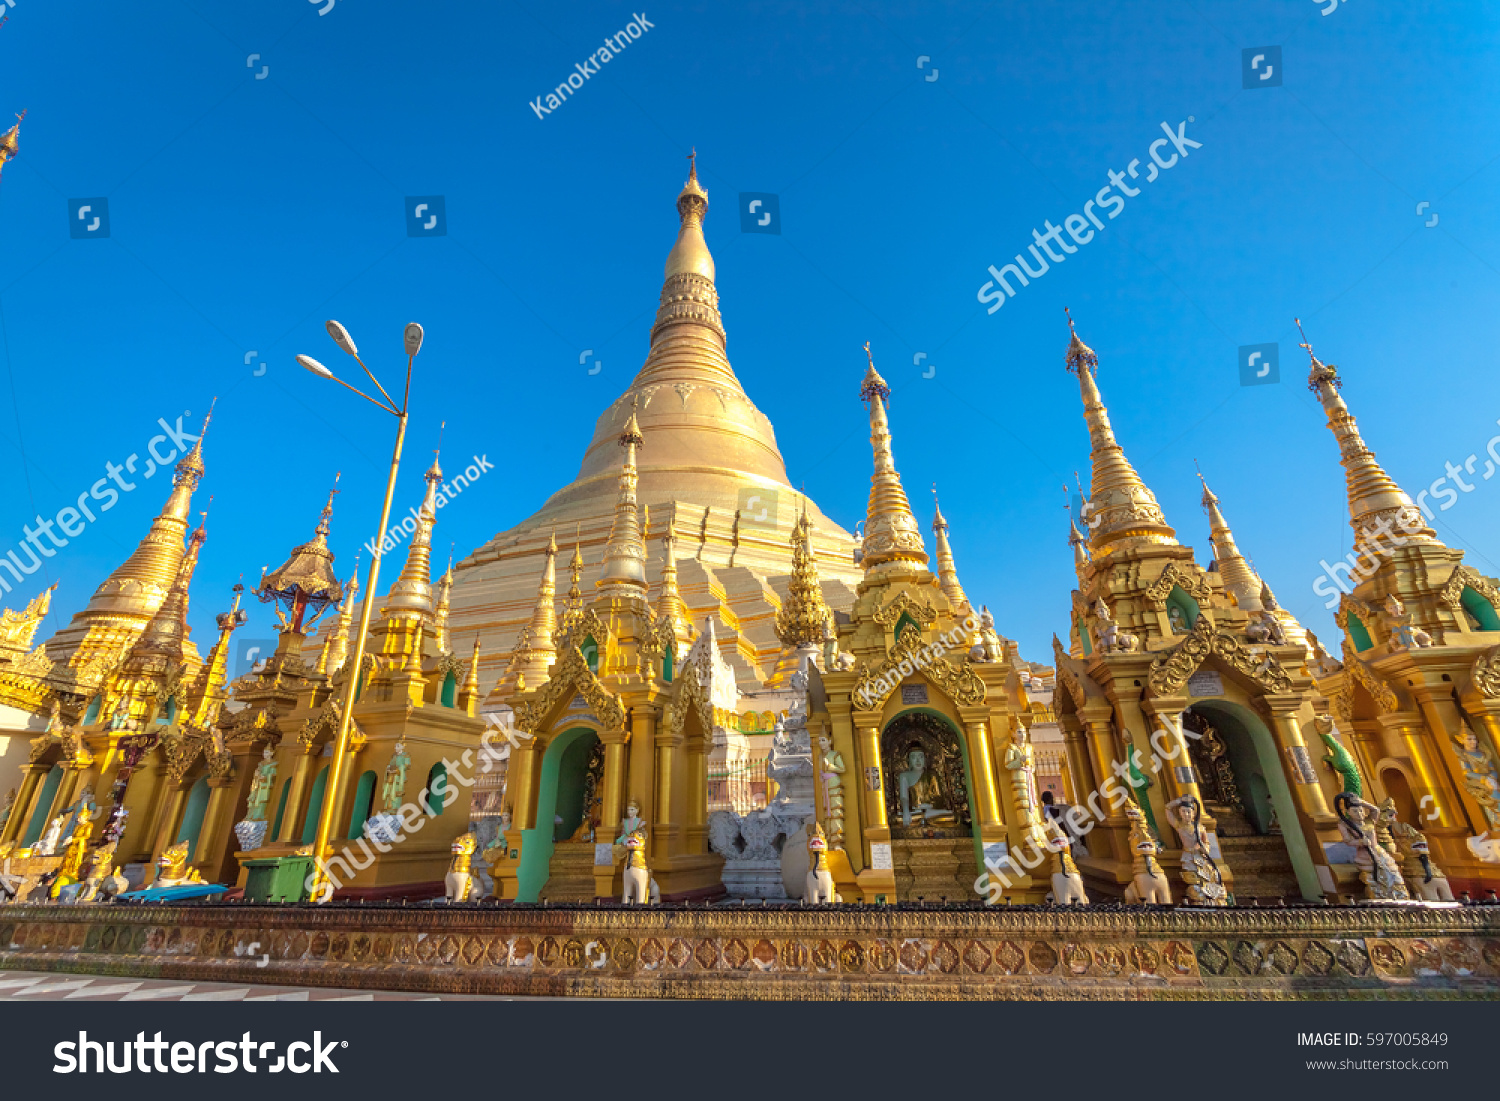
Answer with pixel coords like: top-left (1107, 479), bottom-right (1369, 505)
top-left (325, 320), bottom-right (358, 357)
top-left (296, 354), bottom-right (334, 379)
top-left (404, 322), bottom-right (424, 356)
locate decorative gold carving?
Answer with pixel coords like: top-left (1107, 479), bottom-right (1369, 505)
top-left (1147, 613), bottom-right (1294, 696)
top-left (1341, 638), bottom-right (1399, 713)
top-left (1144, 563), bottom-right (1212, 610)
top-left (1472, 644), bottom-right (1500, 698)
top-left (1438, 564), bottom-right (1500, 612)
top-left (871, 590), bottom-right (937, 631)
top-left (853, 625), bottom-right (984, 709)
top-left (297, 697), bottom-right (342, 749)
top-left (513, 645), bottom-right (625, 734)
top-left (665, 658), bottom-right (713, 742)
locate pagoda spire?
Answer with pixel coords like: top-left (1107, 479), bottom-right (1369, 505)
top-left (516, 532), bottom-right (559, 684)
top-left (318, 560), bottom-right (360, 675)
top-left (384, 450), bottom-right (443, 618)
top-left (1196, 468), bottom-right (1265, 611)
top-left (433, 549), bottom-right (454, 653)
top-left (595, 409), bottom-right (649, 596)
top-left (656, 516), bottom-right (690, 639)
top-left (41, 404), bottom-right (213, 672)
top-left (559, 530), bottom-right (585, 632)
top-left (643, 148), bottom-right (726, 357)
top-left (930, 486), bottom-right (971, 617)
top-left (0, 110), bottom-right (23, 179)
top-left (859, 343), bottom-right (928, 577)
top-left (129, 510), bottom-right (207, 663)
top-left (775, 506), bottom-right (831, 649)
top-left (1064, 311), bottom-right (1176, 555)
top-left (192, 581), bottom-right (247, 725)
top-left (1298, 319), bottom-right (1439, 554)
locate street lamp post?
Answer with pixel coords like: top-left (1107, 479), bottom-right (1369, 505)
top-left (296, 319), bottom-right (423, 903)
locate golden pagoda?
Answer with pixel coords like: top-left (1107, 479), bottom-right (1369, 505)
top-left (492, 408), bottom-right (724, 902)
top-left (1051, 314), bottom-right (1342, 903)
top-left (1298, 323), bottom-right (1500, 892)
top-left (452, 158), bottom-right (862, 694)
top-left (807, 345), bottom-right (1038, 902)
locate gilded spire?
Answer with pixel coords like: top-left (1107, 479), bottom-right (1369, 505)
top-left (519, 532), bottom-right (558, 679)
top-left (775, 507), bottom-right (831, 648)
top-left (384, 450), bottom-right (444, 617)
top-left (1197, 469), bottom-right (1264, 611)
top-left (129, 511), bottom-right (207, 663)
top-left (930, 486), bottom-right (971, 617)
top-left (1298, 319), bottom-right (1439, 553)
top-left (0, 110), bottom-right (23, 178)
top-left (656, 516), bottom-right (689, 637)
top-left (1064, 310), bottom-right (1176, 554)
top-left (193, 581), bottom-right (246, 724)
top-left (318, 560), bottom-right (359, 675)
top-left (434, 549), bottom-right (454, 653)
top-left (665, 147), bottom-right (713, 282)
top-left (641, 150), bottom-right (729, 372)
top-left (595, 410), bottom-right (649, 596)
top-left (560, 531), bottom-right (585, 632)
top-left (859, 343), bottom-right (928, 576)
top-left (42, 404), bottom-right (213, 672)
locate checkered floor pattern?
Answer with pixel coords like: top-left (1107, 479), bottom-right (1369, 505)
top-left (0, 970), bottom-right (508, 1001)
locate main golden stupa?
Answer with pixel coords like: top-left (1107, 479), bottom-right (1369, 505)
top-left (451, 159), bottom-right (863, 692)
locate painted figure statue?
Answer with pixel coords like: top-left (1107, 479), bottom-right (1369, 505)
top-left (381, 741), bottom-right (411, 813)
top-left (1094, 599), bottom-right (1139, 654)
top-left (33, 814), bottom-right (66, 857)
top-left (1121, 800), bottom-right (1171, 904)
top-left (620, 828), bottom-right (658, 905)
top-left (1382, 799), bottom-right (1455, 902)
top-left (444, 832), bottom-right (478, 903)
top-left (1044, 819), bottom-right (1088, 905)
top-left (1452, 724), bottom-right (1500, 832)
top-left (967, 606), bottom-right (1005, 663)
top-left (817, 734), bottom-right (846, 846)
top-left (1003, 725), bottom-right (1043, 833)
top-left (1334, 792), bottom-right (1410, 901)
top-left (245, 746), bottom-right (278, 822)
top-left (615, 800), bottom-right (647, 847)
top-left (804, 821), bottom-right (837, 904)
top-left (1164, 795), bottom-right (1228, 906)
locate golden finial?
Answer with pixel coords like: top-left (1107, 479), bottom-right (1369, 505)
top-left (859, 342), bottom-right (890, 402)
top-left (1064, 308), bottom-right (1097, 376)
top-left (687, 146), bottom-right (697, 180)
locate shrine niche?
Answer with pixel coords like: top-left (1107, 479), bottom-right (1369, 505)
top-left (881, 712), bottom-right (971, 840)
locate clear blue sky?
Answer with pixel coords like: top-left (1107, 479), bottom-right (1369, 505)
top-left (2, 0), bottom-right (1497, 669)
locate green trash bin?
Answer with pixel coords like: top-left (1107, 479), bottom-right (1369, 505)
top-left (242, 855), bottom-right (315, 903)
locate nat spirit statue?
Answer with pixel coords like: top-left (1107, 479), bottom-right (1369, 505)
top-left (1093, 599), bottom-right (1138, 653)
top-left (817, 734), bottom-right (846, 845)
top-left (1334, 792), bottom-right (1409, 900)
top-left (614, 799), bottom-right (647, 847)
top-left (245, 746), bottom-right (278, 822)
top-left (1382, 799), bottom-right (1455, 902)
top-left (1003, 725), bottom-right (1043, 833)
top-left (381, 741), bottom-right (411, 812)
top-left (1164, 794), bottom-right (1228, 905)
